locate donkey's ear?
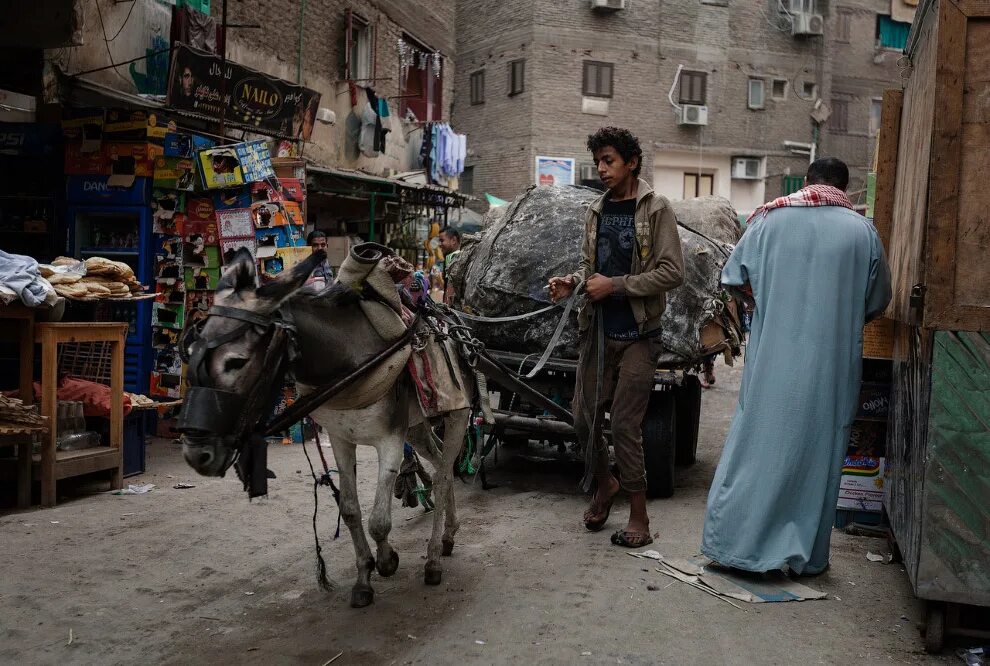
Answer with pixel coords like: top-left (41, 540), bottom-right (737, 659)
top-left (255, 249), bottom-right (325, 309)
top-left (217, 247), bottom-right (257, 293)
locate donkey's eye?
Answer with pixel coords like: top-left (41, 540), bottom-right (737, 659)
top-left (224, 357), bottom-right (248, 372)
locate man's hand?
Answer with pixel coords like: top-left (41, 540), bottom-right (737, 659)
top-left (584, 273), bottom-right (616, 302)
top-left (548, 275), bottom-right (575, 302)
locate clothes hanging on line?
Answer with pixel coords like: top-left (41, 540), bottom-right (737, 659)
top-left (419, 122), bottom-right (467, 185)
top-left (359, 88), bottom-right (392, 158)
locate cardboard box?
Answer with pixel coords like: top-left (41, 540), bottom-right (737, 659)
top-left (837, 456), bottom-right (886, 512)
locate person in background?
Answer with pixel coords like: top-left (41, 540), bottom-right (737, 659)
top-left (701, 157), bottom-right (891, 575)
top-left (439, 228), bottom-right (462, 305)
top-left (548, 126), bottom-right (684, 549)
top-left (307, 230), bottom-right (334, 288)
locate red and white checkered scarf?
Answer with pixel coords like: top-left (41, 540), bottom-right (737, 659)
top-left (746, 184), bottom-right (854, 225)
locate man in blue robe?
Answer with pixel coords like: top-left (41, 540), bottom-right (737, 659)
top-left (701, 158), bottom-right (892, 575)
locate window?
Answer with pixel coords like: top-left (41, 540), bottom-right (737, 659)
top-left (869, 98), bottom-right (883, 136)
top-left (345, 11), bottom-right (374, 81)
top-left (801, 81), bottom-right (817, 100)
top-left (399, 35), bottom-right (443, 122)
top-left (509, 59), bottom-right (525, 96)
top-left (748, 78), bottom-right (765, 109)
top-left (470, 70), bottom-right (485, 105)
top-left (460, 165), bottom-right (474, 195)
top-left (876, 15), bottom-right (911, 50)
top-left (582, 61), bottom-right (613, 98)
top-left (678, 70), bottom-right (707, 105)
top-left (835, 8), bottom-right (852, 43)
top-left (829, 98), bottom-right (849, 133)
top-left (684, 173), bottom-right (714, 198)
top-left (771, 79), bottom-right (787, 100)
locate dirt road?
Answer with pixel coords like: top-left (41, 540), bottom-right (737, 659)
top-left (1, 360), bottom-right (947, 665)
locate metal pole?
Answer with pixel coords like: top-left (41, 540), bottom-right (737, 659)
top-left (369, 193), bottom-right (377, 242)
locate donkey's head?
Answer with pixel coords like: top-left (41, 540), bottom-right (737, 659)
top-left (177, 248), bottom-right (324, 476)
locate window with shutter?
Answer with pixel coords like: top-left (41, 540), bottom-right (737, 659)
top-left (509, 60), bottom-right (525, 96)
top-left (583, 61), bottom-right (614, 98)
top-left (748, 78), bottom-right (766, 109)
top-left (829, 99), bottom-right (849, 133)
top-left (678, 70), bottom-right (707, 105)
top-left (470, 70), bottom-right (485, 105)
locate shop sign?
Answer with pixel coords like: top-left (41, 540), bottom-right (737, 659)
top-left (535, 156), bottom-right (575, 187)
top-left (167, 43), bottom-right (322, 141)
top-left (0, 123), bottom-right (59, 157)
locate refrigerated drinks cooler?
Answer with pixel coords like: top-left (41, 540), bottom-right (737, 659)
top-left (66, 175), bottom-right (153, 395)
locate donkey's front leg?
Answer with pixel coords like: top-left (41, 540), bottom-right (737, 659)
top-left (328, 439), bottom-right (376, 608)
top-left (424, 409), bottom-right (469, 585)
top-left (368, 434), bottom-right (405, 578)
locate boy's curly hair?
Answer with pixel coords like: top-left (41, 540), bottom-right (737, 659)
top-left (586, 126), bottom-right (643, 178)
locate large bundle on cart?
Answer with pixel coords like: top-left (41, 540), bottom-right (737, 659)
top-left (449, 185), bottom-right (744, 366)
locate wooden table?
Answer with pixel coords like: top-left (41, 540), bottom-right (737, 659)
top-left (36, 322), bottom-right (128, 507)
top-left (0, 304), bottom-right (41, 508)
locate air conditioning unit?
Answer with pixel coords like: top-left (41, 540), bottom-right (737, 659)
top-left (591, 0), bottom-right (626, 11)
top-left (791, 12), bottom-right (824, 36)
top-left (732, 157), bottom-right (762, 180)
top-left (677, 104), bottom-right (709, 126)
top-left (579, 165), bottom-right (599, 181)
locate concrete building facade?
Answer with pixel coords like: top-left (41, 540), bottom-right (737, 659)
top-left (454, 0), bottom-right (913, 216)
top-left (49, 0), bottom-right (458, 177)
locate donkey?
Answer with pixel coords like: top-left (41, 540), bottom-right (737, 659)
top-left (178, 248), bottom-right (470, 607)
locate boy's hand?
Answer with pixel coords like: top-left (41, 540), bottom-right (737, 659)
top-left (548, 276), bottom-right (575, 302)
top-left (584, 274), bottom-right (615, 302)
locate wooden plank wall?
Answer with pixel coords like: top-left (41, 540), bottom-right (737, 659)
top-left (888, 8), bottom-right (939, 325)
top-left (886, 322), bottom-right (934, 591)
top-left (942, 17), bottom-right (990, 330)
top-left (917, 330), bottom-right (990, 605)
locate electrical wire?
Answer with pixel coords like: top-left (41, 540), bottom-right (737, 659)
top-left (106, 0), bottom-right (138, 42)
top-left (94, 0), bottom-right (130, 84)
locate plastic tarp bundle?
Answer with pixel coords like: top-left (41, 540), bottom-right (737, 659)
top-left (450, 186), bottom-right (741, 366)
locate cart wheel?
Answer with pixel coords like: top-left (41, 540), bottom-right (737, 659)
top-left (924, 602), bottom-right (945, 653)
top-left (674, 375), bottom-right (702, 466)
top-left (643, 390), bottom-right (676, 499)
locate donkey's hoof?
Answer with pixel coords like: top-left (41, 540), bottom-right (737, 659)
top-left (441, 539), bottom-right (455, 557)
top-left (376, 550), bottom-right (400, 577)
top-left (350, 584), bottom-right (375, 608)
top-left (424, 564), bottom-right (443, 586)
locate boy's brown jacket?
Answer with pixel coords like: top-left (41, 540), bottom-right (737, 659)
top-left (570, 178), bottom-right (685, 334)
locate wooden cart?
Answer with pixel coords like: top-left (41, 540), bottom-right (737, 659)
top-left (877, 0), bottom-right (990, 651)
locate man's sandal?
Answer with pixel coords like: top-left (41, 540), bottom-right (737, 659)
top-left (610, 530), bottom-right (654, 548)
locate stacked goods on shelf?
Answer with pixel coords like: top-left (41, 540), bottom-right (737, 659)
top-left (39, 257), bottom-right (149, 301)
top-left (0, 394), bottom-right (46, 431)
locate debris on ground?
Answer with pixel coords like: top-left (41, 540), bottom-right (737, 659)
top-left (110, 483), bottom-right (156, 495)
top-left (173, 483), bottom-right (196, 489)
top-left (866, 552), bottom-right (885, 562)
top-left (958, 646), bottom-right (988, 666)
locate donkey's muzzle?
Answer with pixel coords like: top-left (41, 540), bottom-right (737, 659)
top-left (176, 386), bottom-right (243, 436)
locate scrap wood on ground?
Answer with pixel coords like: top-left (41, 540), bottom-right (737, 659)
top-left (629, 550), bottom-right (827, 605)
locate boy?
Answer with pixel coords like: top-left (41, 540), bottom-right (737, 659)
top-left (549, 127), bottom-right (684, 547)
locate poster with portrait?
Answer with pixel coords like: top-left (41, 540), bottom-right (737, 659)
top-left (184, 290), bottom-right (214, 327)
top-left (166, 43), bottom-right (322, 141)
top-left (221, 237), bottom-right (257, 264)
top-left (153, 156), bottom-right (197, 191)
top-left (152, 301), bottom-right (185, 330)
top-left (252, 201), bottom-right (288, 228)
top-left (197, 147), bottom-right (245, 189)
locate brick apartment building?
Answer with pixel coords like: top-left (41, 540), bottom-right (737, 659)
top-left (45, 0), bottom-right (457, 177)
top-left (454, 0), bottom-right (914, 217)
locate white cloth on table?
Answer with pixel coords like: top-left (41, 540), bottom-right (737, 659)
top-left (0, 249), bottom-right (54, 307)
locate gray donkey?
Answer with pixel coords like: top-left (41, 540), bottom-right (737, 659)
top-left (179, 248), bottom-right (469, 608)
